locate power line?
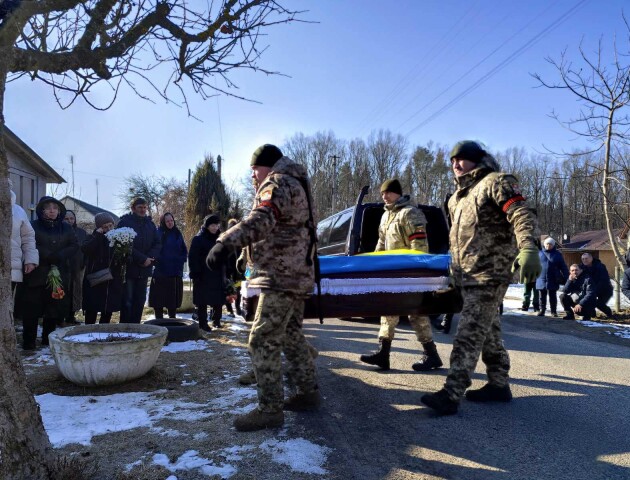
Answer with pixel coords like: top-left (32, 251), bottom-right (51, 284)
top-left (395, 2), bottom-right (556, 132)
top-left (353, 1), bottom-right (482, 137)
top-left (404, 0), bottom-right (590, 138)
top-left (49, 165), bottom-right (124, 180)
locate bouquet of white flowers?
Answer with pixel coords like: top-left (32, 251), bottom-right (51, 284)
top-left (105, 227), bottom-right (137, 280)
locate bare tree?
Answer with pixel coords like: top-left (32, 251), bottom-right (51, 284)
top-left (533, 27), bottom-right (630, 268)
top-left (0, 1), bottom-right (304, 477)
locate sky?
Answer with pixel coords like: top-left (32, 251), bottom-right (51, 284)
top-left (5, 0), bottom-right (630, 215)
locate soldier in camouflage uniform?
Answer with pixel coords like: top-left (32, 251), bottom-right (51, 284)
top-left (360, 178), bottom-right (443, 372)
top-left (421, 141), bottom-right (541, 415)
top-left (207, 144), bottom-right (319, 432)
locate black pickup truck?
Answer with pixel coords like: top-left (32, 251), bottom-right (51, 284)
top-left (317, 185), bottom-right (450, 256)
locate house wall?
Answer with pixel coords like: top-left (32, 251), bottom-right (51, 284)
top-left (60, 201), bottom-right (97, 231)
top-left (8, 149), bottom-right (48, 220)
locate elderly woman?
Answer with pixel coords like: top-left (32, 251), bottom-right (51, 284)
top-left (188, 214), bottom-right (227, 331)
top-left (17, 196), bottom-right (78, 349)
top-left (536, 237), bottom-right (569, 317)
top-left (149, 212), bottom-right (188, 319)
top-left (62, 209), bottom-right (88, 324)
top-left (81, 213), bottom-right (123, 324)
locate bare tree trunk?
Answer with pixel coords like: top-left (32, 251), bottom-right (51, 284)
top-left (602, 109), bottom-right (626, 271)
top-left (0, 47), bottom-right (58, 480)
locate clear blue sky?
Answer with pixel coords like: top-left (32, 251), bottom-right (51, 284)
top-left (5, 0), bottom-right (628, 215)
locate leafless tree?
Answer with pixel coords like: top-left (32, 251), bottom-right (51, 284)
top-left (533, 26), bottom-right (630, 268)
top-left (0, 1), bottom-right (304, 477)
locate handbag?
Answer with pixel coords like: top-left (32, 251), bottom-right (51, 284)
top-left (86, 268), bottom-right (113, 287)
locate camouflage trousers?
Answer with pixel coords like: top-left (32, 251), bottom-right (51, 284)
top-left (444, 284), bottom-right (510, 401)
top-left (249, 290), bottom-right (318, 413)
top-left (378, 315), bottom-right (433, 343)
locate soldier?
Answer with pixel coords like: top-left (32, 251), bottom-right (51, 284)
top-left (421, 140), bottom-right (541, 415)
top-left (359, 178), bottom-right (443, 371)
top-left (206, 144), bottom-right (320, 432)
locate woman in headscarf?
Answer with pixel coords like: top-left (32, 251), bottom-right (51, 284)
top-left (188, 214), bottom-right (227, 331)
top-left (148, 212), bottom-right (188, 319)
top-left (62, 209), bottom-right (88, 324)
top-left (82, 213), bottom-right (123, 324)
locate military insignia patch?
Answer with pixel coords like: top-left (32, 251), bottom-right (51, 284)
top-left (259, 190), bottom-right (272, 202)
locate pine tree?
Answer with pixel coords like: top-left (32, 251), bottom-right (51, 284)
top-left (184, 154), bottom-right (231, 243)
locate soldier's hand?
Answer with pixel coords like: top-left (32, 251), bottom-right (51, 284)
top-left (515, 247), bottom-right (542, 284)
top-left (206, 242), bottom-right (228, 271)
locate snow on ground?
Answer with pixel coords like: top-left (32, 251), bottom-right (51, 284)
top-left (162, 340), bottom-right (212, 353)
top-left (504, 284), bottom-right (630, 339)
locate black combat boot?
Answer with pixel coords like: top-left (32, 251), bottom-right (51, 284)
top-left (359, 339), bottom-right (392, 370)
top-left (412, 341), bottom-right (443, 371)
top-left (465, 383), bottom-right (512, 402)
top-left (421, 389), bottom-right (459, 415)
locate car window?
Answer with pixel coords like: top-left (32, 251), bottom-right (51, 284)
top-left (329, 209), bottom-right (353, 245)
top-left (317, 216), bottom-right (335, 247)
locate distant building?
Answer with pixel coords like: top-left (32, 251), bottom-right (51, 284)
top-left (60, 196), bottom-right (120, 230)
top-left (559, 228), bottom-right (625, 276)
top-left (6, 126), bottom-right (65, 219)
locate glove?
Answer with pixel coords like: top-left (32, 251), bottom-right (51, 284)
top-left (513, 247), bottom-right (542, 284)
top-left (206, 242), bottom-right (229, 271)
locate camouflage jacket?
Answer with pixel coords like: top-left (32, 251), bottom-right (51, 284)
top-left (448, 159), bottom-right (539, 286)
top-left (218, 157), bottom-right (315, 295)
top-left (375, 195), bottom-right (428, 252)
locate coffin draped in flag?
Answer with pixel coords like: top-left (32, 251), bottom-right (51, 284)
top-left (241, 250), bottom-right (463, 319)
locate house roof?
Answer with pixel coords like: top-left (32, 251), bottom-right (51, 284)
top-left (60, 196), bottom-right (120, 223)
top-left (559, 228), bottom-right (623, 251)
top-left (4, 126), bottom-right (65, 183)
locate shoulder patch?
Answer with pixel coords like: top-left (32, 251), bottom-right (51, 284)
top-left (259, 190), bottom-right (272, 202)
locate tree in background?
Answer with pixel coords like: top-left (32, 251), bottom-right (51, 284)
top-left (184, 155), bottom-right (231, 244)
top-left (533, 25), bottom-right (630, 269)
top-left (0, 1), bottom-right (303, 477)
top-left (119, 174), bottom-right (188, 227)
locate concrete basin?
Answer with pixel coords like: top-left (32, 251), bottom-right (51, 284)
top-left (48, 323), bottom-right (168, 386)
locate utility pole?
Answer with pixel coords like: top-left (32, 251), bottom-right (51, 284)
top-left (70, 155), bottom-right (75, 198)
top-left (95, 179), bottom-right (99, 206)
top-left (187, 169), bottom-right (191, 192)
top-left (217, 154), bottom-right (222, 179)
top-left (329, 154), bottom-right (340, 213)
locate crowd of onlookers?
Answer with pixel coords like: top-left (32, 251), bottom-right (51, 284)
top-left (10, 186), bottom-right (240, 350)
top-left (521, 236), bottom-right (617, 321)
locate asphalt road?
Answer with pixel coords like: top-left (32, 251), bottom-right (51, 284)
top-left (296, 314), bottom-right (630, 480)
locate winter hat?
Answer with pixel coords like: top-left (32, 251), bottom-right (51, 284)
top-left (380, 178), bottom-right (403, 196)
top-left (203, 214), bottom-right (221, 228)
top-left (543, 237), bottom-right (556, 247)
top-left (450, 140), bottom-right (487, 163)
top-left (95, 212), bottom-right (115, 228)
top-left (251, 144), bottom-right (283, 168)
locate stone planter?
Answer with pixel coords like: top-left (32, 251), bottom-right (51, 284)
top-left (48, 323), bottom-right (168, 386)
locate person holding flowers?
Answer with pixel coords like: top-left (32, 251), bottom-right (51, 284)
top-left (81, 213), bottom-right (124, 324)
top-left (117, 197), bottom-right (161, 323)
top-left (17, 196), bottom-right (78, 349)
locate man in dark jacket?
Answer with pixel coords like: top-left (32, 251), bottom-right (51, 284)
top-left (559, 264), bottom-right (596, 320)
top-left (579, 253), bottom-right (614, 318)
top-left (117, 198), bottom-right (161, 323)
top-left (18, 196), bottom-right (79, 349)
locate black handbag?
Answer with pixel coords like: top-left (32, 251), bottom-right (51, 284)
top-left (86, 268), bottom-right (113, 287)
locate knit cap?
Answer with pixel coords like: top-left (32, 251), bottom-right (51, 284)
top-left (95, 212), bottom-right (115, 228)
top-left (380, 178), bottom-right (403, 195)
top-left (251, 144), bottom-right (283, 168)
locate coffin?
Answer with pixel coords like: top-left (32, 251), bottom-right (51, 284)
top-left (241, 252), bottom-right (463, 320)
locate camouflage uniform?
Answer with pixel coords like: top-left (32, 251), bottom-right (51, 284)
top-left (444, 155), bottom-right (538, 401)
top-left (374, 195), bottom-right (433, 343)
top-left (219, 157), bottom-right (318, 413)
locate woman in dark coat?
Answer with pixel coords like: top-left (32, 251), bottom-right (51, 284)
top-left (149, 213), bottom-right (188, 318)
top-left (536, 237), bottom-right (569, 317)
top-left (81, 213), bottom-right (124, 324)
top-left (63, 209), bottom-right (88, 324)
top-left (188, 214), bottom-right (227, 331)
top-left (17, 196), bottom-right (79, 349)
